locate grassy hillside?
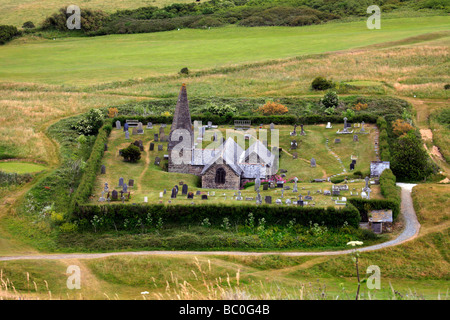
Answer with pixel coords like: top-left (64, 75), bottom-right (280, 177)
top-left (0, 16), bottom-right (448, 85)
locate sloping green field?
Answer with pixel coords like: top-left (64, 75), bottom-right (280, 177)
top-left (0, 16), bottom-right (449, 85)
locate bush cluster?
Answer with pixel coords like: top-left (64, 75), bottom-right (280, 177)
top-left (0, 25), bottom-right (21, 45)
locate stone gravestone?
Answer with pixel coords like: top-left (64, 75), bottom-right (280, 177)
top-left (254, 176), bottom-right (261, 191)
top-left (310, 158), bottom-right (316, 168)
top-left (116, 120), bottom-right (121, 130)
top-left (263, 183), bottom-right (268, 191)
top-left (293, 177), bottom-right (298, 192)
top-left (132, 128), bottom-right (138, 135)
top-left (182, 184), bottom-right (188, 195)
top-left (290, 140), bottom-right (298, 150)
top-left (265, 196), bottom-right (272, 204)
top-left (138, 140), bottom-right (144, 151)
top-left (353, 134), bottom-right (359, 142)
top-left (125, 131), bottom-right (130, 139)
top-left (270, 123), bottom-right (275, 130)
top-left (350, 163), bottom-right (355, 171)
top-left (154, 133), bottom-right (159, 142)
top-left (111, 190), bottom-right (118, 201)
top-left (292, 152), bottom-right (298, 160)
top-left (147, 122), bottom-right (153, 129)
top-left (326, 122), bottom-right (332, 129)
top-left (158, 145), bottom-right (163, 151)
top-left (171, 187), bottom-right (177, 199)
top-left (360, 121), bottom-right (365, 133)
top-left (104, 182), bottom-right (109, 193)
top-left (300, 124), bottom-right (306, 136)
top-left (290, 124), bottom-right (297, 136)
top-left (101, 165), bottom-right (106, 174)
top-left (332, 189), bottom-right (340, 196)
top-left (124, 123), bottom-right (129, 132)
top-left (201, 195), bottom-right (208, 200)
top-left (154, 157), bottom-right (161, 166)
top-left (118, 177), bottom-right (124, 187)
top-left (334, 138), bottom-right (341, 144)
top-left (149, 142), bottom-right (154, 151)
top-left (137, 122), bottom-right (144, 134)
top-left (128, 179), bottom-right (134, 187)
top-left (187, 192), bottom-right (194, 199)
top-left (122, 183), bottom-right (128, 193)
top-left (343, 117), bottom-right (349, 133)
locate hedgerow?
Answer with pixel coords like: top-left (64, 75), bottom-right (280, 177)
top-left (73, 202), bottom-right (361, 231)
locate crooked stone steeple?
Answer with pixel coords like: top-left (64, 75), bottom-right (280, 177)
top-left (168, 84), bottom-right (193, 151)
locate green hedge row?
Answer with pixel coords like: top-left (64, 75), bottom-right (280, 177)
top-left (73, 203), bottom-right (361, 231)
top-left (377, 116), bottom-right (391, 162)
top-left (112, 113), bottom-right (380, 126)
top-left (70, 120), bottom-right (112, 211)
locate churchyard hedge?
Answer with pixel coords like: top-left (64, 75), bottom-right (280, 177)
top-left (70, 119), bottom-right (112, 211)
top-left (73, 202), bottom-right (361, 231)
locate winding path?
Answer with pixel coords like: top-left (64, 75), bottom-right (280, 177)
top-left (0, 184), bottom-right (420, 261)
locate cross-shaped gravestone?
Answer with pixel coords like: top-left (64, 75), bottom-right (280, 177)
top-left (300, 124), bottom-right (306, 136)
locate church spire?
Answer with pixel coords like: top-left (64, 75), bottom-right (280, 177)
top-left (168, 84), bottom-right (193, 151)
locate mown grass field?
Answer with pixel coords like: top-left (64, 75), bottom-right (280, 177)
top-left (1, 17), bottom-right (449, 85)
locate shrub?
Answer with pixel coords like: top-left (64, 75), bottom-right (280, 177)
top-left (179, 67), bottom-right (189, 75)
top-left (392, 119), bottom-right (414, 136)
top-left (320, 91), bottom-right (339, 109)
top-left (22, 21), bottom-right (35, 29)
top-left (42, 7), bottom-right (108, 32)
top-left (0, 25), bottom-right (21, 45)
top-left (258, 101), bottom-right (289, 115)
top-left (108, 107), bottom-right (118, 118)
top-left (121, 144), bottom-right (141, 163)
top-left (73, 109), bottom-right (105, 136)
top-left (311, 77), bottom-right (334, 91)
top-left (203, 102), bottom-right (237, 116)
top-left (445, 84), bottom-right (450, 90)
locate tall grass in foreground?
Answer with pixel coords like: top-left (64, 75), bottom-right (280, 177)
top-left (1, 258), bottom-right (448, 300)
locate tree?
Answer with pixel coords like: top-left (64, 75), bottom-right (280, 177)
top-left (311, 76), bottom-right (333, 91)
top-left (121, 144), bottom-right (141, 163)
top-left (257, 101), bottom-right (288, 115)
top-left (391, 132), bottom-right (433, 181)
top-left (320, 91), bottom-right (339, 109)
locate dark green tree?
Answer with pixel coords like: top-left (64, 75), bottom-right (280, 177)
top-left (390, 132), bottom-right (433, 181)
top-left (121, 144), bottom-right (141, 163)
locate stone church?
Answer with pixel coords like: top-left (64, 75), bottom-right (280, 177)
top-left (168, 84), bottom-right (277, 190)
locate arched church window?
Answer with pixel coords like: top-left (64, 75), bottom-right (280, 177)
top-left (215, 168), bottom-right (226, 184)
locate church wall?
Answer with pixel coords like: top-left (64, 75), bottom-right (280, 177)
top-left (201, 164), bottom-right (240, 190)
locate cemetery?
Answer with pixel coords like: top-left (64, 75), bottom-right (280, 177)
top-left (90, 86), bottom-right (384, 211)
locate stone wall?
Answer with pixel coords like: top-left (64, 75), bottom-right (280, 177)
top-left (202, 163), bottom-right (240, 190)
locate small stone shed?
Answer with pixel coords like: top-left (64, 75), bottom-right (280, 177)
top-left (368, 209), bottom-right (393, 234)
